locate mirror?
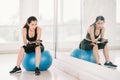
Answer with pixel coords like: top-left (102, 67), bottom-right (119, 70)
top-left (55, 0), bottom-right (120, 72)
top-left (80, 0), bottom-right (119, 71)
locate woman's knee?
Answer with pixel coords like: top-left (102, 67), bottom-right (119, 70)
top-left (35, 45), bottom-right (44, 53)
top-left (93, 44), bottom-right (98, 48)
top-left (35, 46), bottom-right (41, 51)
top-left (18, 47), bottom-right (25, 54)
top-left (103, 44), bottom-right (108, 49)
top-left (20, 46), bottom-right (25, 51)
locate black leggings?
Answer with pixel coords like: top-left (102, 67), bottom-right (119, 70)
top-left (79, 39), bottom-right (108, 50)
top-left (23, 43), bottom-right (44, 53)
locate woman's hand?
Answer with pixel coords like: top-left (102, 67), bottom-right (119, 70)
top-left (97, 38), bottom-right (108, 43)
top-left (27, 40), bottom-right (42, 45)
top-left (36, 40), bottom-right (42, 45)
top-left (91, 40), bottom-right (97, 45)
top-left (101, 39), bottom-right (108, 43)
top-left (28, 41), bottom-right (36, 44)
top-left (91, 42), bottom-right (97, 45)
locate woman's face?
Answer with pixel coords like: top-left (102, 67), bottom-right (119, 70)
top-left (96, 20), bottom-right (104, 29)
top-left (28, 20), bottom-right (37, 30)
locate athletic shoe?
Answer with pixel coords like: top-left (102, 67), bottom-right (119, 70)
top-left (104, 62), bottom-right (117, 67)
top-left (9, 66), bottom-right (21, 74)
top-left (35, 67), bottom-right (40, 75)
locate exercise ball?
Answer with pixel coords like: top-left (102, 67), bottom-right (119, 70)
top-left (22, 50), bottom-right (52, 71)
top-left (70, 49), bottom-right (81, 59)
top-left (71, 48), bottom-right (96, 63)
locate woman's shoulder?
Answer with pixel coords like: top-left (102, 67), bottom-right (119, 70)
top-left (102, 26), bottom-right (105, 29)
top-left (36, 26), bottom-right (41, 29)
top-left (90, 24), bottom-right (94, 28)
top-left (101, 26), bottom-right (105, 31)
top-left (22, 27), bottom-right (27, 31)
top-left (22, 28), bottom-right (27, 33)
top-left (36, 26), bottom-right (42, 32)
top-left (89, 25), bottom-right (94, 30)
top-left (86, 25), bottom-right (94, 33)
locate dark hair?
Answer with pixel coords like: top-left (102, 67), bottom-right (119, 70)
top-left (91, 16), bottom-right (105, 26)
top-left (23, 16), bottom-right (37, 28)
top-left (95, 16), bottom-right (105, 22)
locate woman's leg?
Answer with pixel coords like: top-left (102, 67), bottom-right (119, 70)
top-left (34, 46), bottom-right (41, 75)
top-left (35, 46), bottom-right (41, 67)
top-left (103, 45), bottom-right (117, 67)
top-left (103, 45), bottom-right (110, 62)
top-left (16, 47), bottom-right (25, 68)
top-left (93, 44), bottom-right (100, 64)
top-left (9, 47), bottom-right (24, 73)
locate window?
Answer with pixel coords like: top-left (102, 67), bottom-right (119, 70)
top-left (58, 0), bottom-right (81, 24)
top-left (57, 0), bottom-right (81, 42)
top-left (0, 0), bottom-right (19, 25)
top-left (0, 0), bottom-right (19, 43)
top-left (116, 0), bottom-right (120, 40)
top-left (117, 0), bottom-right (120, 23)
top-left (39, 0), bottom-right (54, 25)
top-left (38, 0), bottom-right (54, 51)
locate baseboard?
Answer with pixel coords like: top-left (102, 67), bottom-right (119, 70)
top-left (0, 49), bottom-right (19, 54)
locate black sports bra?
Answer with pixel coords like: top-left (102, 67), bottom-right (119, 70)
top-left (26, 27), bottom-right (37, 41)
top-left (86, 25), bottom-right (102, 40)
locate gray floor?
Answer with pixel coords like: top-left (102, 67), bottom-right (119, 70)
top-left (0, 49), bottom-right (120, 80)
top-left (0, 53), bottom-right (79, 80)
top-left (99, 50), bottom-right (120, 71)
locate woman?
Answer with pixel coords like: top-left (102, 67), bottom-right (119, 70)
top-left (9, 16), bottom-right (44, 75)
top-left (79, 16), bottom-right (117, 67)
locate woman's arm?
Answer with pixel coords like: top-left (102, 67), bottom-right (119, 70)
top-left (100, 27), bottom-right (105, 39)
top-left (36, 27), bottom-right (42, 45)
top-left (36, 27), bottom-right (42, 40)
top-left (89, 25), bottom-right (97, 43)
top-left (22, 28), bottom-right (27, 46)
top-left (100, 27), bottom-right (108, 42)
